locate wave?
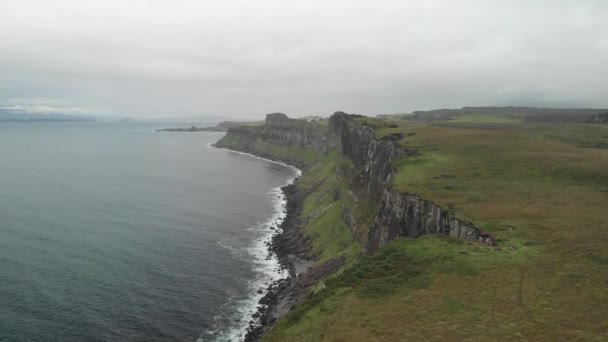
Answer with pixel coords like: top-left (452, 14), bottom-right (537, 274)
top-left (199, 145), bottom-right (300, 342)
top-left (208, 143), bottom-right (302, 176)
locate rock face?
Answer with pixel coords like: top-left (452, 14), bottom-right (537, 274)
top-left (326, 112), bottom-right (494, 252)
top-left (217, 111), bottom-right (494, 255)
top-left (328, 112), bottom-right (410, 195)
top-left (367, 191), bottom-right (494, 253)
top-left (261, 113), bottom-right (330, 152)
top-left (593, 112), bottom-right (608, 124)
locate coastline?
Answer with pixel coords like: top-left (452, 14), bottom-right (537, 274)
top-left (211, 143), bottom-right (346, 342)
top-left (208, 144), bottom-right (309, 342)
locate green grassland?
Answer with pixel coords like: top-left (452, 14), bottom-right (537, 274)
top-left (296, 156), bottom-right (360, 263)
top-left (263, 114), bottom-right (608, 341)
top-left (287, 153), bottom-right (381, 264)
top-left (449, 113), bottom-right (524, 125)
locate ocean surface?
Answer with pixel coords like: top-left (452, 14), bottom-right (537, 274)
top-left (0, 121), bottom-right (298, 341)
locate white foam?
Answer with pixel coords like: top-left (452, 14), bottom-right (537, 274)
top-left (200, 145), bottom-right (301, 342)
top-left (210, 145), bottom-right (302, 178)
top-left (216, 240), bottom-right (241, 256)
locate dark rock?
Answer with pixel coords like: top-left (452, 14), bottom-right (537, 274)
top-left (367, 190), bottom-right (495, 253)
top-left (592, 112), bottom-right (608, 124)
top-left (342, 205), bottom-right (358, 239)
top-left (329, 111), bottom-right (412, 195)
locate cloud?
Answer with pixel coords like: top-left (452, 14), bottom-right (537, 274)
top-left (0, 98), bottom-right (111, 116)
top-left (0, 0), bottom-right (606, 118)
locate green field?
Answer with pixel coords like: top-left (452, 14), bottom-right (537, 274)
top-left (263, 114), bottom-right (608, 341)
top-left (449, 113), bottom-right (524, 124)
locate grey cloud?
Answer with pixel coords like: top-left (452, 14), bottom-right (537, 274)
top-left (0, 0), bottom-right (606, 118)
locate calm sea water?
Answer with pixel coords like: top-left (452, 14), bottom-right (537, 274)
top-left (0, 121), bottom-right (297, 342)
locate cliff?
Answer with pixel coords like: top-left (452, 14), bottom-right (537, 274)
top-left (216, 112), bottom-right (493, 255)
top-left (262, 113), bottom-right (330, 152)
top-left (214, 110), bottom-right (608, 341)
top-left (367, 191), bottom-right (493, 253)
top-left (328, 112), bottom-right (407, 195)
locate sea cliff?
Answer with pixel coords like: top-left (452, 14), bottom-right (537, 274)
top-left (216, 111), bottom-right (493, 253)
top-left (213, 109), bottom-right (608, 341)
top-left (214, 111), bottom-right (494, 340)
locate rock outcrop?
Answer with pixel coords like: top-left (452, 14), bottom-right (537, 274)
top-left (593, 112), bottom-right (608, 124)
top-left (328, 112), bottom-right (411, 195)
top-left (367, 191), bottom-right (494, 253)
top-left (261, 113), bottom-right (330, 152)
top-left (326, 112), bottom-right (494, 251)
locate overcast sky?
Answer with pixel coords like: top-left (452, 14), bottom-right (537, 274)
top-left (0, 0), bottom-right (606, 119)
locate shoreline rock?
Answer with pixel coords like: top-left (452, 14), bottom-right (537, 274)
top-left (210, 144), bottom-right (316, 341)
top-left (243, 182), bottom-right (310, 342)
top-left (243, 182), bottom-right (347, 342)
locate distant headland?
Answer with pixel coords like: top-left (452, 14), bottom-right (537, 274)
top-left (156, 120), bottom-right (264, 133)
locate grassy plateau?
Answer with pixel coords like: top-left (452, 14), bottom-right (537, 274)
top-left (218, 113), bottom-right (608, 341)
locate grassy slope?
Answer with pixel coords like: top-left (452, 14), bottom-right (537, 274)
top-left (264, 115), bottom-right (608, 341)
top-left (296, 156), bottom-right (361, 263)
top-left (218, 132), bottom-right (365, 263)
top-left (216, 130), bottom-right (322, 167)
top-left (291, 153), bottom-right (381, 264)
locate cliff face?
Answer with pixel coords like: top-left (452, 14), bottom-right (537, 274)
top-left (262, 113), bottom-right (330, 152)
top-left (328, 112), bottom-right (409, 195)
top-left (326, 113), bottom-right (493, 252)
top-left (367, 191), bottom-right (493, 253)
top-left (216, 111), bottom-right (494, 254)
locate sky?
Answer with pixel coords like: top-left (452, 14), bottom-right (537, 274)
top-left (0, 0), bottom-right (607, 119)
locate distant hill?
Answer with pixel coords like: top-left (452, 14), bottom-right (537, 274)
top-left (410, 106), bottom-right (608, 123)
top-left (0, 108), bottom-right (95, 122)
top-left (156, 120), bottom-right (264, 133)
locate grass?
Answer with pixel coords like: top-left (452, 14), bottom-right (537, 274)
top-left (265, 236), bottom-right (550, 341)
top-left (529, 123), bottom-right (608, 149)
top-left (377, 123), bottom-right (608, 236)
top-left (253, 139), bottom-right (322, 166)
top-left (353, 116), bottom-right (390, 129)
top-left (449, 113), bottom-right (523, 125)
top-left (298, 158), bottom-right (358, 262)
top-left (262, 115), bottom-right (608, 341)
top-left (216, 130), bottom-right (323, 167)
top-left (294, 155), bottom-right (382, 264)
top-left (217, 128), bottom-right (369, 264)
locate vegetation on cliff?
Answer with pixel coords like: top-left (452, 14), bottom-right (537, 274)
top-left (216, 109), bottom-right (608, 341)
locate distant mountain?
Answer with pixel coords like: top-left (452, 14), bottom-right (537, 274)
top-left (155, 120), bottom-right (264, 133)
top-left (139, 115), bottom-right (233, 124)
top-left (410, 106), bottom-right (608, 123)
top-left (0, 108), bottom-right (95, 122)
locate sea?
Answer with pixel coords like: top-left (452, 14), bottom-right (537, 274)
top-left (0, 121), bottom-right (299, 341)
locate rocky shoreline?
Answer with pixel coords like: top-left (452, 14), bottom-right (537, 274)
top-left (244, 182), bottom-right (345, 341)
top-left (210, 145), bottom-right (318, 341)
top-left (243, 183), bottom-right (307, 342)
